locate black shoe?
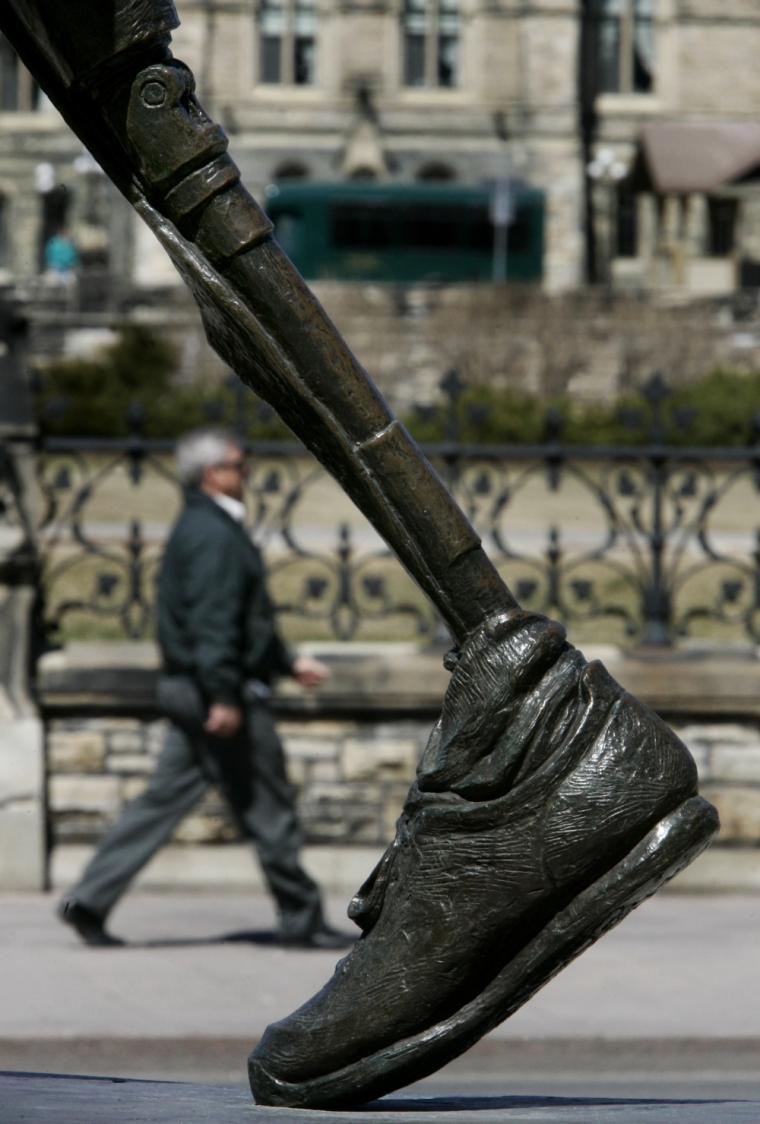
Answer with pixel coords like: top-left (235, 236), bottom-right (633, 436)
top-left (57, 898), bottom-right (125, 947)
top-left (279, 926), bottom-right (357, 951)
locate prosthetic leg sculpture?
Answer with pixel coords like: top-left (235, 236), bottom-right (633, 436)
top-left (2, 1), bottom-right (719, 1108)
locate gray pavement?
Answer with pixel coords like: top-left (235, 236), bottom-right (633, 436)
top-left (2, 1073), bottom-right (760, 1124)
top-left (3, 890), bottom-right (760, 1040)
top-left (2, 890), bottom-right (760, 1106)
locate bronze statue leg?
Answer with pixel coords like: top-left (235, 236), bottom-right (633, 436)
top-left (0, 1), bottom-right (719, 1107)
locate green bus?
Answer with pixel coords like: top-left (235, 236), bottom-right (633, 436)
top-left (264, 182), bottom-right (544, 284)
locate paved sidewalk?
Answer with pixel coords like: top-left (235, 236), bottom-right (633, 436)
top-left (3, 890), bottom-right (760, 1040)
top-left (2, 890), bottom-right (760, 1099)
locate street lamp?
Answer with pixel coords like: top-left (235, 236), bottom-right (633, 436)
top-left (587, 148), bottom-right (628, 292)
top-left (490, 177), bottom-right (512, 284)
top-left (34, 162), bottom-right (56, 195)
top-left (491, 110), bottom-right (513, 284)
top-left (72, 151), bottom-right (104, 177)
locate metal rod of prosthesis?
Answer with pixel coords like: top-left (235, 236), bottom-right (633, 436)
top-left (0, 0), bottom-right (515, 645)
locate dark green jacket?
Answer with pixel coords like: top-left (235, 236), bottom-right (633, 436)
top-left (157, 489), bottom-right (295, 704)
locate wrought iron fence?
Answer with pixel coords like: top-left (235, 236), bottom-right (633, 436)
top-left (4, 374), bottom-right (760, 648)
top-left (32, 436), bottom-right (437, 645)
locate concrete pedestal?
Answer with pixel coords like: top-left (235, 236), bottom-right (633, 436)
top-left (2, 1072), bottom-right (758, 1123)
top-left (0, 716), bottom-right (45, 889)
top-left (0, 586), bottom-right (45, 891)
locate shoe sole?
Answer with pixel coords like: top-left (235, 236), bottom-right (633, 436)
top-left (250, 794), bottom-right (719, 1108)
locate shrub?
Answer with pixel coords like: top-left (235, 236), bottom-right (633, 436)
top-left (36, 330), bottom-right (760, 449)
top-left (35, 327), bottom-right (293, 441)
top-left (404, 369), bottom-right (760, 447)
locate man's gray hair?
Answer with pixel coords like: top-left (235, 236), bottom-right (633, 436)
top-left (175, 427), bottom-right (243, 488)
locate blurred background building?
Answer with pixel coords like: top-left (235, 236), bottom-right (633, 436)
top-left (1, 0), bottom-right (760, 301)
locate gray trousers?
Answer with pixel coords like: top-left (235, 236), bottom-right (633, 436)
top-left (70, 676), bottom-right (323, 939)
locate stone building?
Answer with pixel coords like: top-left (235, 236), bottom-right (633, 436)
top-left (2, 1), bottom-right (760, 301)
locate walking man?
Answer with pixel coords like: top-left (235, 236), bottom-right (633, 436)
top-left (59, 428), bottom-right (349, 949)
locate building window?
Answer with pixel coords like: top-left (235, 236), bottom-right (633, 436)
top-left (0, 35), bottom-right (40, 111)
top-left (0, 196), bottom-right (8, 268)
top-left (598, 0), bottom-right (654, 95)
top-left (708, 198), bottom-right (737, 257)
top-left (417, 161), bottom-right (456, 181)
top-left (616, 185), bottom-right (638, 257)
top-left (274, 161), bottom-right (310, 181)
top-left (403, 0), bottom-right (460, 89)
top-left (259, 0), bottom-right (316, 85)
top-left (39, 184), bottom-right (71, 271)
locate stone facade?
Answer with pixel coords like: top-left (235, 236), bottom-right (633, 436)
top-left (4, 2), bottom-right (760, 296)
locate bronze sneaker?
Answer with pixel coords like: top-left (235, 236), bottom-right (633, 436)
top-left (249, 611), bottom-right (718, 1109)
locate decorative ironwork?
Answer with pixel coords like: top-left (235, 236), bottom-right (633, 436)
top-left (34, 435), bottom-right (436, 643)
top-left (6, 372), bottom-right (760, 646)
top-left (425, 371), bottom-right (760, 647)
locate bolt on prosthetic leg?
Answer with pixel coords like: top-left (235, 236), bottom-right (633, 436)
top-left (1, 0), bottom-right (718, 1109)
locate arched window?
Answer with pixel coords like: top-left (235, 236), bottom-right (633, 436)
top-left (259, 0), bottom-right (316, 85)
top-left (417, 162), bottom-right (456, 182)
top-left (597, 0), bottom-right (654, 94)
top-left (403, 0), bottom-right (460, 88)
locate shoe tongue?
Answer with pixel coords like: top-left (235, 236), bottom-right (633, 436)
top-left (417, 611), bottom-right (569, 794)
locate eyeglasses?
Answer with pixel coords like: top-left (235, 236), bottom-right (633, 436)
top-left (213, 459), bottom-right (248, 473)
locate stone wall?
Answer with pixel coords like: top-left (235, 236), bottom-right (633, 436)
top-left (679, 722), bottom-right (760, 850)
top-left (44, 709), bottom-right (760, 895)
top-left (666, 720), bottom-right (760, 893)
top-left (54, 283), bottom-right (760, 421)
top-left (47, 713), bottom-right (433, 855)
top-left (47, 713), bottom-right (760, 846)
top-left (313, 284), bottom-right (760, 413)
top-left (38, 640), bottom-right (760, 895)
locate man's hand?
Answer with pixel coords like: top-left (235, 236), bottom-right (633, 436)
top-left (293, 655), bottom-right (330, 688)
top-left (204, 703), bottom-right (243, 738)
